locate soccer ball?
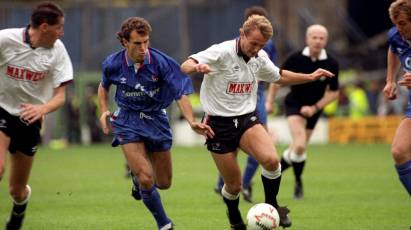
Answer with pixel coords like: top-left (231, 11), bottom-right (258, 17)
top-left (246, 203), bottom-right (280, 230)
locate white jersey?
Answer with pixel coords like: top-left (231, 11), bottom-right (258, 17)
top-left (190, 39), bottom-right (281, 117)
top-left (0, 27), bottom-right (73, 116)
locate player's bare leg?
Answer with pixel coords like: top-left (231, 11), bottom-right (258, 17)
top-left (211, 151), bottom-right (245, 229)
top-left (122, 142), bottom-right (172, 229)
top-left (391, 118), bottom-right (411, 195)
top-left (287, 115), bottom-right (308, 199)
top-left (6, 151), bottom-right (34, 230)
top-left (240, 124), bottom-right (292, 228)
top-left (0, 132), bottom-right (10, 181)
top-left (149, 150), bottom-right (172, 190)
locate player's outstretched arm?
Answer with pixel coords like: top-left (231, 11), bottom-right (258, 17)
top-left (384, 48), bottom-right (401, 100)
top-left (181, 58), bottom-right (211, 75)
top-left (97, 83), bottom-right (111, 135)
top-left (20, 85), bottom-right (67, 124)
top-left (276, 68), bottom-right (334, 86)
top-left (176, 95), bottom-right (214, 138)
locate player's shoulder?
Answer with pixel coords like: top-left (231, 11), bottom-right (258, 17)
top-left (148, 47), bottom-right (179, 65)
top-left (0, 28), bottom-right (23, 41)
top-left (387, 26), bottom-right (400, 43)
top-left (103, 50), bottom-right (124, 70)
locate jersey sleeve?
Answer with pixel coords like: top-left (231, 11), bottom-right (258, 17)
top-left (189, 43), bottom-right (222, 65)
top-left (51, 40), bottom-right (73, 88)
top-left (256, 50), bottom-right (281, 82)
top-left (328, 59), bottom-right (339, 91)
top-left (162, 57), bottom-right (194, 100)
top-left (101, 58), bottom-right (112, 89)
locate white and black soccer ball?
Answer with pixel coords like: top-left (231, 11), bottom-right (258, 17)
top-left (246, 203), bottom-right (280, 230)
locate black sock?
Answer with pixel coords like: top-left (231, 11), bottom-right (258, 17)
top-left (280, 157), bottom-right (291, 172)
top-left (222, 197), bottom-right (243, 224)
top-left (292, 160), bottom-right (306, 183)
top-left (7, 202), bottom-right (28, 229)
top-left (261, 174), bottom-right (281, 208)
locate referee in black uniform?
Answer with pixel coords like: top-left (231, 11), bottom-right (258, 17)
top-left (269, 24), bottom-right (339, 199)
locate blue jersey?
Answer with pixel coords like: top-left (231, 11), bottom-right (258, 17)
top-left (388, 27), bottom-right (411, 72)
top-left (388, 27), bottom-right (411, 117)
top-left (256, 39), bottom-right (277, 124)
top-left (101, 48), bottom-right (193, 112)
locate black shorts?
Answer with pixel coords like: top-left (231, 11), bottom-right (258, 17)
top-left (285, 104), bottom-right (322, 130)
top-left (0, 107), bottom-right (41, 156)
top-left (203, 112), bottom-right (260, 154)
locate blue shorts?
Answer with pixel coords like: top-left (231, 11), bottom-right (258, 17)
top-left (110, 108), bottom-right (172, 152)
top-left (406, 93), bottom-right (411, 118)
top-left (256, 88), bottom-right (267, 124)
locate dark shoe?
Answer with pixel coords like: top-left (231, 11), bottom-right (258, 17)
top-left (227, 211), bottom-right (245, 230)
top-left (293, 181), bottom-right (304, 200)
top-left (241, 185), bottom-right (253, 203)
top-left (277, 206), bottom-right (292, 228)
top-left (131, 184), bottom-right (141, 200)
top-left (214, 186), bottom-right (222, 196)
top-left (230, 222), bottom-right (246, 230)
top-left (131, 175), bottom-right (141, 200)
top-left (6, 213), bottom-right (25, 230)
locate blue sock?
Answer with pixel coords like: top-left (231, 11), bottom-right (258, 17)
top-left (216, 175), bottom-right (224, 190)
top-left (243, 156), bottom-right (259, 188)
top-left (395, 160), bottom-right (411, 196)
top-left (141, 186), bottom-right (170, 229)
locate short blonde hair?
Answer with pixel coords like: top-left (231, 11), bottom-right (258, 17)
top-left (389, 0), bottom-right (411, 22)
top-left (241, 15), bottom-right (273, 40)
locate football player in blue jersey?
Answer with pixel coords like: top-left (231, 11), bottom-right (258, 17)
top-left (214, 5), bottom-right (278, 203)
top-left (384, 0), bottom-right (411, 196)
top-left (97, 17), bottom-right (213, 230)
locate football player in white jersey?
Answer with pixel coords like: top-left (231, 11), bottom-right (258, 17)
top-left (0, 2), bottom-right (73, 229)
top-left (181, 15), bottom-right (334, 229)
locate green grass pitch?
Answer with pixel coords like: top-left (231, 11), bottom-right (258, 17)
top-left (0, 143), bottom-right (409, 229)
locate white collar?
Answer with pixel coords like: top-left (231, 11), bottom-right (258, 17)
top-left (302, 46), bottom-right (327, 61)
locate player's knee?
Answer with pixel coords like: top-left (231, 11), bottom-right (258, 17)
top-left (9, 185), bottom-right (27, 202)
top-left (260, 156), bottom-right (279, 171)
top-left (391, 146), bottom-right (407, 164)
top-left (293, 144), bottom-right (306, 154)
top-left (156, 180), bottom-right (172, 190)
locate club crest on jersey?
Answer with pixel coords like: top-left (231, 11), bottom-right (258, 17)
top-left (6, 65), bottom-right (47, 82)
top-left (226, 82), bottom-right (253, 95)
top-left (151, 75), bottom-right (158, 81)
top-left (120, 77), bottom-right (127, 84)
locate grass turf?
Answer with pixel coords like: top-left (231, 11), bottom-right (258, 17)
top-left (0, 143), bottom-right (409, 229)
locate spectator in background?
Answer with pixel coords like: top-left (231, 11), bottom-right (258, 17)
top-left (347, 80), bottom-right (369, 119)
top-left (383, 0), bottom-right (411, 196)
top-left (268, 24), bottom-right (339, 199)
top-left (214, 5), bottom-right (278, 204)
top-left (0, 2), bottom-right (73, 229)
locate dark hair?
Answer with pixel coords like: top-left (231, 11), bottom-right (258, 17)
top-left (244, 5), bottom-right (268, 20)
top-left (31, 1), bottom-right (64, 28)
top-left (116, 17), bottom-right (152, 46)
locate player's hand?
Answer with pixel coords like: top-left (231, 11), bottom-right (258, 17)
top-left (383, 81), bottom-right (397, 100)
top-left (310, 68), bottom-right (334, 81)
top-left (194, 64), bottom-right (211, 74)
top-left (300, 105), bottom-right (317, 118)
top-left (99, 110), bottom-right (111, 135)
top-left (265, 101), bottom-right (274, 114)
top-left (398, 72), bottom-right (411, 89)
top-left (20, 103), bottom-right (46, 124)
top-left (190, 121), bottom-right (215, 138)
